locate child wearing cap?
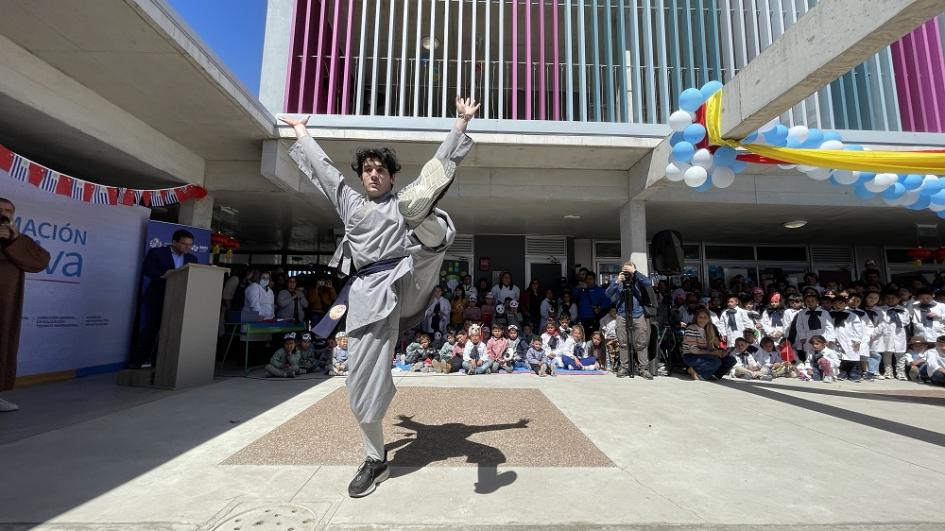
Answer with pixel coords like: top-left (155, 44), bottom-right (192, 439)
top-left (266, 333), bottom-right (302, 378)
top-left (917, 335), bottom-right (945, 386)
top-left (297, 332), bottom-right (322, 374)
top-left (463, 295), bottom-right (481, 323)
top-left (462, 325), bottom-right (490, 374)
top-left (330, 332), bottom-right (349, 376)
top-left (506, 299), bottom-right (523, 330)
top-left (492, 303), bottom-right (509, 329)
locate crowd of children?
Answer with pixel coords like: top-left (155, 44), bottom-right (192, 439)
top-left (260, 269), bottom-right (945, 388)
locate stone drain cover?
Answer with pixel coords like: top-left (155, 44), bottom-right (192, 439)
top-left (211, 504), bottom-right (318, 531)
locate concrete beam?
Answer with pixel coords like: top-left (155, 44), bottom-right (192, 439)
top-left (721, 0), bottom-right (945, 139)
top-left (259, 0), bottom-right (294, 116)
top-left (0, 32), bottom-right (205, 184)
top-left (632, 137), bottom-right (673, 198)
top-left (260, 139), bottom-right (322, 194)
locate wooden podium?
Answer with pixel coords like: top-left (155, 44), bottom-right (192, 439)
top-left (153, 263), bottom-right (229, 389)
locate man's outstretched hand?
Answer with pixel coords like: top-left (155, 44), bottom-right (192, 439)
top-left (279, 115), bottom-right (311, 138)
top-left (455, 96), bottom-right (481, 131)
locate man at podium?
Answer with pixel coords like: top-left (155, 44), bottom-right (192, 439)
top-left (133, 229), bottom-right (197, 368)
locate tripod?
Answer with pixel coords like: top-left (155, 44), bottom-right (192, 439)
top-left (622, 280), bottom-right (637, 378)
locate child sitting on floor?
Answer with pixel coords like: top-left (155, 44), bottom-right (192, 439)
top-left (917, 335), bottom-right (945, 386)
top-left (760, 336), bottom-right (792, 378)
top-left (405, 333), bottom-right (439, 372)
top-left (560, 324), bottom-right (599, 370)
top-left (810, 334), bottom-right (840, 383)
top-left (297, 332), bottom-right (321, 374)
top-left (541, 321), bottom-right (564, 370)
top-left (905, 336), bottom-right (929, 382)
top-left (732, 337), bottom-right (772, 380)
top-left (507, 324), bottom-right (530, 371)
top-left (330, 332), bottom-right (349, 376)
top-left (462, 325), bottom-right (490, 375)
top-left (526, 335), bottom-right (555, 377)
top-left (586, 330), bottom-right (610, 371)
top-left (486, 324), bottom-right (511, 373)
top-left (434, 331), bottom-right (457, 374)
top-left (266, 332), bottom-right (301, 378)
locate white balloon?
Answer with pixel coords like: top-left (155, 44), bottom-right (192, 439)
top-left (665, 162), bottom-right (686, 182)
top-left (820, 140), bottom-right (845, 150)
top-left (797, 165), bottom-right (817, 173)
top-left (712, 167), bottom-right (736, 188)
top-left (864, 178), bottom-right (890, 193)
top-left (834, 170), bottom-right (859, 185)
top-left (919, 175), bottom-right (937, 191)
top-left (930, 202), bottom-right (945, 212)
top-left (684, 166), bottom-right (708, 187)
top-left (669, 110), bottom-right (694, 132)
top-left (787, 125), bottom-right (809, 143)
top-left (874, 173), bottom-right (898, 186)
top-left (778, 164), bottom-right (797, 170)
top-left (895, 190), bottom-right (920, 206)
top-left (692, 148), bottom-right (714, 170)
top-left (807, 167), bottom-right (831, 181)
top-left (758, 117), bottom-right (779, 133)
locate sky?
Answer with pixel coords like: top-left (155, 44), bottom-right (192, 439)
top-left (167, 0), bottom-right (268, 96)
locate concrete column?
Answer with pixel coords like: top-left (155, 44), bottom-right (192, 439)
top-left (178, 196), bottom-right (214, 230)
top-left (259, 0), bottom-right (295, 116)
top-left (619, 200), bottom-right (648, 276)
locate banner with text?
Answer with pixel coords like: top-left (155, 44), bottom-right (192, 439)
top-left (5, 179), bottom-right (150, 377)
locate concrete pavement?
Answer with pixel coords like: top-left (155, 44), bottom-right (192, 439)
top-left (1, 371), bottom-right (943, 530)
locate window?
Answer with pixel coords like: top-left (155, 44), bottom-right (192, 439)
top-left (705, 245), bottom-right (755, 261)
top-left (594, 241), bottom-right (621, 258)
top-left (683, 244), bottom-right (701, 260)
top-left (756, 246), bottom-right (807, 262)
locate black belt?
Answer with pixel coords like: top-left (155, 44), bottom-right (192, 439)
top-left (311, 256), bottom-right (406, 337)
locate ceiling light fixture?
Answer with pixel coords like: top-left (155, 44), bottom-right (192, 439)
top-left (782, 220), bottom-right (807, 229)
top-left (563, 214), bottom-right (582, 220)
top-left (421, 36), bottom-right (439, 51)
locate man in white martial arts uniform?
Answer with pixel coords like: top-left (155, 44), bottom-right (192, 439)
top-left (280, 96), bottom-right (479, 498)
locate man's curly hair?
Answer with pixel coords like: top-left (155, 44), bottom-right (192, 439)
top-left (351, 147), bottom-right (401, 177)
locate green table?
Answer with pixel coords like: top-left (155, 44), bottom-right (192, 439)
top-left (221, 320), bottom-right (308, 375)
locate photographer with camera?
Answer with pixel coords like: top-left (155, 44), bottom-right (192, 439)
top-left (0, 197), bottom-right (51, 412)
top-left (605, 261), bottom-right (655, 379)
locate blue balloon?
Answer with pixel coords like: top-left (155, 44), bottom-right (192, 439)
top-left (823, 131), bottom-right (843, 142)
top-left (803, 129), bottom-right (824, 148)
top-left (786, 137), bottom-right (804, 148)
top-left (854, 182), bottom-right (875, 200)
top-left (700, 80), bottom-right (724, 100)
top-left (764, 124), bottom-right (789, 147)
top-left (857, 172), bottom-right (876, 184)
top-left (883, 183), bottom-right (906, 201)
top-left (930, 189), bottom-right (945, 205)
top-left (938, 210), bottom-right (945, 220)
top-left (732, 161), bottom-right (748, 174)
top-left (694, 176), bottom-right (713, 192)
top-left (844, 144), bottom-right (865, 151)
top-left (672, 141), bottom-right (696, 164)
top-left (925, 178), bottom-right (945, 195)
top-left (713, 146), bottom-right (737, 166)
top-left (679, 88), bottom-right (705, 112)
top-left (902, 174), bottom-right (924, 190)
top-left (683, 123), bottom-right (707, 144)
top-left (907, 195), bottom-right (932, 210)
top-left (743, 131), bottom-right (759, 144)
top-left (670, 131), bottom-right (685, 146)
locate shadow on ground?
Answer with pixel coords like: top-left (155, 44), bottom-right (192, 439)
top-left (387, 414), bottom-right (529, 493)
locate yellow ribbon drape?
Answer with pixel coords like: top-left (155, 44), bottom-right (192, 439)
top-left (704, 91), bottom-right (945, 175)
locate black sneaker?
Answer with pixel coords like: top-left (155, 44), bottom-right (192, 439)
top-left (348, 457), bottom-right (390, 498)
top-left (616, 367), bottom-right (630, 378)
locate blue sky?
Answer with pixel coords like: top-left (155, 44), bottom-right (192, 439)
top-left (167, 0), bottom-right (267, 96)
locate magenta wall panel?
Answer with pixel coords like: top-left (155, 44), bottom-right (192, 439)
top-left (891, 17), bottom-right (945, 132)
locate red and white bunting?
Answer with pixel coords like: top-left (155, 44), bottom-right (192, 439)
top-left (0, 143), bottom-right (207, 207)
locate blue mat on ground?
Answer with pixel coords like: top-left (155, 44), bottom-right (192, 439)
top-left (392, 362), bottom-right (606, 375)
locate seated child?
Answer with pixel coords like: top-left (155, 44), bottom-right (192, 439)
top-left (463, 295), bottom-right (481, 323)
top-left (918, 335), bottom-right (945, 386)
top-left (525, 335), bottom-right (555, 377)
top-left (330, 332), bottom-right (349, 376)
top-left (559, 325), bottom-right (598, 370)
top-left (558, 312), bottom-right (573, 340)
top-left (905, 336), bottom-right (930, 382)
top-left (266, 332), bottom-right (301, 378)
top-left (434, 331), bottom-right (456, 374)
top-left (541, 320), bottom-right (564, 370)
top-left (485, 324), bottom-right (511, 373)
top-left (449, 329), bottom-right (469, 373)
top-left (731, 337), bottom-right (772, 380)
top-left (297, 332), bottom-right (321, 374)
top-left (586, 330), bottom-right (610, 370)
top-left (760, 336), bottom-right (792, 378)
top-left (810, 334), bottom-right (840, 383)
top-left (506, 324), bottom-right (530, 371)
top-left (462, 325), bottom-right (490, 374)
top-left (405, 333), bottom-right (438, 372)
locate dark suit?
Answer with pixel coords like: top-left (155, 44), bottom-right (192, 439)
top-left (135, 246), bottom-right (198, 365)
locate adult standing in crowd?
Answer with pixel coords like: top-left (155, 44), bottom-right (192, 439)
top-left (521, 279), bottom-right (543, 330)
top-left (606, 261), bottom-right (655, 380)
top-left (276, 276), bottom-right (308, 321)
top-left (0, 198), bottom-right (50, 412)
top-left (423, 285), bottom-right (450, 336)
top-left (134, 229), bottom-right (197, 368)
top-left (681, 308), bottom-right (736, 381)
top-left (461, 274), bottom-right (477, 301)
top-left (490, 271), bottom-right (520, 303)
top-left (307, 276), bottom-right (338, 325)
top-left (574, 271), bottom-right (609, 334)
top-left (245, 270), bottom-right (275, 319)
